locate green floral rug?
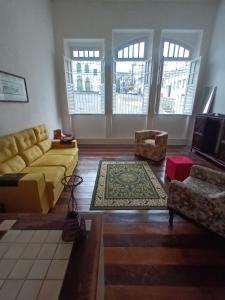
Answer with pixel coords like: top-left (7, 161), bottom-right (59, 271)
top-left (90, 161), bottom-right (167, 210)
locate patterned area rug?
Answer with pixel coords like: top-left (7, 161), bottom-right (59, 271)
top-left (90, 161), bottom-right (167, 210)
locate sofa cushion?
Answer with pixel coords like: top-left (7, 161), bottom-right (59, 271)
top-left (0, 135), bottom-right (18, 164)
top-left (33, 124), bottom-right (49, 142)
top-left (22, 166), bottom-right (65, 188)
top-left (38, 140), bottom-right (52, 153)
top-left (15, 129), bottom-right (37, 152)
top-left (0, 155), bottom-right (26, 174)
top-left (46, 148), bottom-right (78, 156)
top-left (30, 154), bottom-right (74, 171)
top-left (21, 145), bottom-right (43, 166)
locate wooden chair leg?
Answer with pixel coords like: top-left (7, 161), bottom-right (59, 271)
top-left (169, 209), bottom-right (174, 227)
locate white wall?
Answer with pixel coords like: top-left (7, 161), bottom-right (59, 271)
top-left (205, 0), bottom-right (225, 114)
top-left (0, 0), bottom-right (61, 137)
top-left (52, 0), bottom-right (219, 144)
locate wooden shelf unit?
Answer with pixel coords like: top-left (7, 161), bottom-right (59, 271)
top-left (191, 113), bottom-right (225, 167)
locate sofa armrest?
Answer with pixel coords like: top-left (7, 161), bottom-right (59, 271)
top-left (168, 179), bottom-right (207, 207)
top-left (0, 173), bottom-right (50, 213)
top-left (190, 165), bottom-right (225, 185)
top-left (51, 139), bottom-right (77, 149)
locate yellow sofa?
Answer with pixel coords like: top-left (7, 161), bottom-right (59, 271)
top-left (0, 124), bottom-right (78, 213)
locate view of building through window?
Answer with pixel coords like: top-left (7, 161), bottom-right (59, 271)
top-left (71, 60), bottom-right (104, 114)
top-left (159, 61), bottom-right (190, 114)
top-left (64, 37), bottom-right (200, 116)
top-left (113, 40), bottom-right (151, 115)
top-left (113, 61), bottom-right (149, 114)
top-left (157, 40), bottom-right (199, 115)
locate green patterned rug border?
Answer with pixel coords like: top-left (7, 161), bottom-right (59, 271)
top-left (90, 160), bottom-right (168, 210)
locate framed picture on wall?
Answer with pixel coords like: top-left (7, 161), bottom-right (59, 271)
top-left (0, 70), bottom-right (29, 103)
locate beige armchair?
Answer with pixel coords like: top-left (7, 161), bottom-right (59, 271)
top-left (135, 130), bottom-right (168, 161)
top-left (168, 165), bottom-right (225, 238)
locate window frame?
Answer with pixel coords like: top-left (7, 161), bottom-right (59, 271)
top-left (162, 38), bottom-right (193, 62)
top-left (70, 47), bottom-right (104, 61)
top-left (114, 38), bottom-right (147, 61)
top-left (64, 45), bottom-right (105, 115)
top-left (112, 36), bottom-right (152, 115)
top-left (156, 38), bottom-right (199, 116)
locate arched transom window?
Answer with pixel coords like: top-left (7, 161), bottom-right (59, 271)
top-left (163, 41), bottom-right (191, 59)
top-left (117, 40), bottom-right (145, 60)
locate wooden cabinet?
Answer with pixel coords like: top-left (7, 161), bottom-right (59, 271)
top-left (191, 114), bottom-right (225, 167)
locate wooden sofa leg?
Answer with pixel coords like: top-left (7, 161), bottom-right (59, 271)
top-left (169, 209), bottom-right (174, 227)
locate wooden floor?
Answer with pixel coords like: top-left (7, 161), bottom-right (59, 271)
top-left (52, 145), bottom-right (219, 214)
top-left (52, 145), bottom-right (225, 300)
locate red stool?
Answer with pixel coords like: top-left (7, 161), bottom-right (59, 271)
top-left (166, 156), bottom-right (194, 181)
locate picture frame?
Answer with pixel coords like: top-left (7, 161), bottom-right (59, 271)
top-left (0, 70), bottom-right (29, 103)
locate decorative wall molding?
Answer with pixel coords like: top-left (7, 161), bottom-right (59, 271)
top-left (77, 138), bottom-right (191, 145)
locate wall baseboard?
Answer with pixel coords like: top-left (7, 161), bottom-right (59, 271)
top-left (77, 138), bottom-right (190, 146)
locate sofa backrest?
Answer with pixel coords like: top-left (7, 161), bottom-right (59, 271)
top-left (33, 124), bottom-right (52, 153)
top-left (14, 128), bottom-right (43, 165)
top-left (0, 135), bottom-right (26, 174)
top-left (0, 124), bottom-right (52, 172)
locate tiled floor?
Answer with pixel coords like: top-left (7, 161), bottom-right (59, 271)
top-left (0, 221), bottom-right (73, 300)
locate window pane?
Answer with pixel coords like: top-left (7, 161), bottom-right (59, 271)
top-left (113, 60), bottom-right (150, 114)
top-left (163, 42), bottom-right (169, 57)
top-left (79, 50), bottom-right (84, 57)
top-left (174, 45), bottom-right (179, 58)
top-left (73, 50), bottom-right (79, 58)
top-left (134, 43), bottom-right (139, 58)
top-left (178, 47), bottom-right (184, 58)
top-left (129, 45), bottom-right (133, 58)
top-left (184, 49), bottom-right (190, 58)
top-left (84, 51), bottom-right (89, 57)
top-left (89, 51), bottom-right (94, 57)
top-left (169, 43), bottom-right (175, 57)
top-left (158, 61), bottom-right (191, 114)
top-left (124, 47), bottom-right (128, 58)
top-left (94, 51), bottom-right (100, 57)
top-left (139, 42), bottom-right (145, 58)
top-left (72, 60), bottom-right (104, 114)
top-left (118, 50), bottom-right (123, 58)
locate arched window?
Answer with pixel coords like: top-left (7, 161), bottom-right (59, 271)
top-left (116, 40), bottom-right (145, 60)
top-left (113, 38), bottom-right (152, 114)
top-left (163, 40), bottom-right (191, 60)
top-left (158, 39), bottom-right (200, 115)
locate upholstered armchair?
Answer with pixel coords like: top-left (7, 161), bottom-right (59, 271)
top-left (168, 165), bottom-right (225, 238)
top-left (135, 130), bottom-right (168, 161)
